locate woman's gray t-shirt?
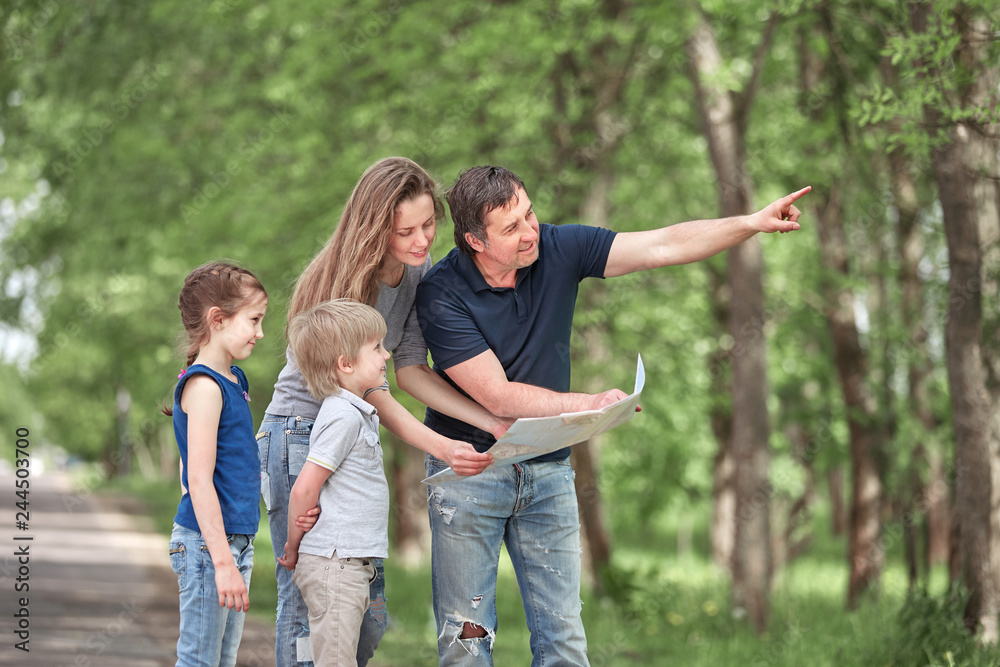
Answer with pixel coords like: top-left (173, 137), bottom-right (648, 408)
top-left (265, 257), bottom-right (431, 420)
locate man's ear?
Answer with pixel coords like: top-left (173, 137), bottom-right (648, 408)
top-left (465, 232), bottom-right (486, 253)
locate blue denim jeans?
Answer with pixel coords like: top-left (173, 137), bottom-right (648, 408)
top-left (169, 523), bottom-right (255, 667)
top-left (258, 413), bottom-right (388, 667)
top-left (426, 455), bottom-right (589, 666)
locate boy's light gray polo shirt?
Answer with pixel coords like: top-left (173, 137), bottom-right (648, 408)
top-left (297, 389), bottom-right (389, 560)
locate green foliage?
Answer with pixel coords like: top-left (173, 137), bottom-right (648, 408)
top-left (0, 0), bottom-right (988, 637)
top-left (856, 0), bottom-right (1000, 152)
top-left (0, 369), bottom-right (37, 460)
top-left (866, 588), bottom-right (999, 667)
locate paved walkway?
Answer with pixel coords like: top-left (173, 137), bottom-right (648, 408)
top-left (0, 469), bottom-right (275, 666)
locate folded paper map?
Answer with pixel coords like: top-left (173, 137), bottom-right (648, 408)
top-left (422, 355), bottom-right (644, 485)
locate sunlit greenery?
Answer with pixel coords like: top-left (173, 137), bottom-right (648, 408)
top-left (3, 0), bottom-right (1000, 662)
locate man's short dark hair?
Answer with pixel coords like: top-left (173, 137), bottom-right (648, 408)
top-left (448, 166), bottom-right (526, 256)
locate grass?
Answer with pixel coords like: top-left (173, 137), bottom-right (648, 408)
top-left (95, 470), bottom-right (1000, 666)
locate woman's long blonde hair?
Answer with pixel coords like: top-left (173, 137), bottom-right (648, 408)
top-left (287, 157), bottom-right (444, 328)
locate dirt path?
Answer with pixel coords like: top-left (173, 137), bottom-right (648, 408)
top-left (0, 469), bottom-right (275, 666)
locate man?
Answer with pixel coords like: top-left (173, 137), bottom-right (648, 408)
top-left (415, 165), bottom-right (808, 665)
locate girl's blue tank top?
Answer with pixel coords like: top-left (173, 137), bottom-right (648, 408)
top-left (172, 364), bottom-right (260, 535)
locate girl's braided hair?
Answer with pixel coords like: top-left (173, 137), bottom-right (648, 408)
top-left (162, 261), bottom-right (266, 416)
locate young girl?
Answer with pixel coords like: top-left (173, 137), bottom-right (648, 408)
top-left (166, 261), bottom-right (268, 667)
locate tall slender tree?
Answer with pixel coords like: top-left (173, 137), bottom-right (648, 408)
top-left (797, 9), bottom-right (890, 608)
top-left (912, 1), bottom-right (1000, 640)
top-left (687, 8), bottom-right (779, 633)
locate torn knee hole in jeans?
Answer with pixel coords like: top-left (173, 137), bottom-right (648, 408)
top-left (430, 486), bottom-right (457, 525)
top-left (368, 595), bottom-right (387, 625)
top-left (440, 613), bottom-right (495, 656)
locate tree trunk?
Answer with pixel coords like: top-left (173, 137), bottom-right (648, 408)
top-left (544, 0), bottom-right (640, 587)
top-left (159, 425), bottom-right (177, 482)
top-left (573, 170), bottom-right (619, 585)
top-left (927, 453), bottom-right (950, 566)
top-left (773, 423), bottom-right (815, 573)
top-left (918, 3), bottom-right (1000, 641)
top-left (812, 183), bottom-right (884, 609)
top-left (115, 386), bottom-right (132, 478)
top-left (934, 130), bottom-right (999, 638)
top-left (708, 262), bottom-right (735, 571)
top-left (949, 503), bottom-right (964, 589)
top-left (889, 136), bottom-right (934, 587)
top-left (728, 237), bottom-right (773, 632)
top-left (710, 438), bottom-right (736, 571)
top-left (688, 13), bottom-right (775, 633)
top-left (883, 49), bottom-right (950, 579)
top-left (797, 19), bottom-right (886, 607)
top-left (828, 466), bottom-right (846, 537)
top-left (571, 442), bottom-right (611, 592)
top-left (387, 431), bottom-right (430, 567)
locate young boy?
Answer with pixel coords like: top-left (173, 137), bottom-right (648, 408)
top-left (277, 299), bottom-right (392, 666)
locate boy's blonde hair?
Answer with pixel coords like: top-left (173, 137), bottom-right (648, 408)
top-left (287, 299), bottom-right (387, 400)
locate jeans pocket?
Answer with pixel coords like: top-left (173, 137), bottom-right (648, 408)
top-left (425, 454), bottom-right (448, 476)
top-left (168, 541), bottom-right (186, 589)
top-left (256, 430), bottom-right (272, 512)
top-left (288, 444), bottom-right (309, 483)
top-left (285, 420), bottom-right (314, 485)
top-left (231, 535), bottom-right (255, 585)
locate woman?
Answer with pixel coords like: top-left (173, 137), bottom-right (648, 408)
top-left (258, 157), bottom-right (505, 667)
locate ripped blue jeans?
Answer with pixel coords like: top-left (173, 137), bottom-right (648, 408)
top-left (426, 455), bottom-right (589, 666)
top-left (258, 413), bottom-right (388, 666)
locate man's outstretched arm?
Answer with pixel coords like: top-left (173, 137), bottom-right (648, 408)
top-left (603, 186), bottom-right (810, 277)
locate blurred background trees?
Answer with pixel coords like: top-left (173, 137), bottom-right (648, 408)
top-left (2, 0), bottom-right (998, 643)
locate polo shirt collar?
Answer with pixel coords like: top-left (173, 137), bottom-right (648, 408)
top-left (335, 388), bottom-right (378, 418)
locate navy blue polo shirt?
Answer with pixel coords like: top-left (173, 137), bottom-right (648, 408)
top-left (415, 223), bottom-right (617, 462)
